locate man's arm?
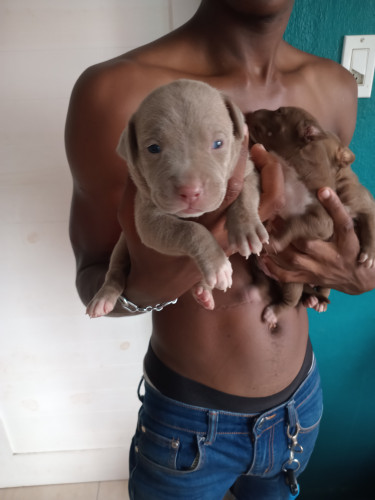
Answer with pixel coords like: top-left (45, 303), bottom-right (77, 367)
top-left (66, 66), bottom-right (131, 311)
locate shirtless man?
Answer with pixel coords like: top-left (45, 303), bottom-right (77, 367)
top-left (65, 1), bottom-right (375, 498)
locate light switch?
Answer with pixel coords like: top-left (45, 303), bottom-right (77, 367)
top-left (341, 35), bottom-right (375, 98)
top-left (350, 48), bottom-right (368, 84)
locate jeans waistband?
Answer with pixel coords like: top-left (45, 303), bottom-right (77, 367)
top-left (144, 337), bottom-right (313, 413)
top-left (140, 354), bottom-right (319, 435)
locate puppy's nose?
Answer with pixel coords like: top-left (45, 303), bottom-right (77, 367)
top-left (177, 185), bottom-right (201, 203)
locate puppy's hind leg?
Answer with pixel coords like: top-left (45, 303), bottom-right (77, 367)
top-left (302, 285), bottom-right (330, 313)
top-left (356, 211), bottom-right (375, 268)
top-left (262, 282), bottom-right (303, 330)
top-left (86, 233), bottom-right (129, 318)
top-left (191, 282), bottom-right (215, 310)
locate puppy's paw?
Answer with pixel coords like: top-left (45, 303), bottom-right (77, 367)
top-left (264, 235), bottom-right (288, 255)
top-left (358, 251), bottom-right (375, 268)
top-left (302, 295), bottom-right (319, 309)
top-left (214, 258), bottom-right (233, 291)
top-left (314, 302), bottom-right (328, 313)
top-left (302, 295), bottom-right (327, 312)
top-left (261, 305), bottom-right (278, 331)
top-left (202, 257), bottom-right (233, 292)
top-left (86, 291), bottom-right (119, 318)
top-left (229, 221), bottom-right (269, 258)
top-left (191, 283), bottom-right (215, 310)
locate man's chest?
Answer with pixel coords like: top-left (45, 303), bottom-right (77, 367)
top-left (210, 75), bottom-right (338, 136)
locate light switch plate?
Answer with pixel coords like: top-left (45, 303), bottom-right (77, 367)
top-left (341, 35), bottom-right (375, 98)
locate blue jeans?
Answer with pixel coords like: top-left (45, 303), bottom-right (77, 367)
top-left (129, 357), bottom-right (323, 500)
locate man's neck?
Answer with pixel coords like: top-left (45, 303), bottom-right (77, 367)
top-left (186, 1), bottom-right (293, 83)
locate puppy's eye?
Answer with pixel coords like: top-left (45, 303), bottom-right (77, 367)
top-left (147, 144), bottom-right (161, 154)
top-left (212, 140), bottom-right (223, 150)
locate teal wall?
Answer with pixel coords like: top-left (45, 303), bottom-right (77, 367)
top-left (284, 1), bottom-right (375, 499)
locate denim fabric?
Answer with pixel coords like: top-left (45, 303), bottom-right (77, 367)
top-left (128, 357), bottom-right (323, 500)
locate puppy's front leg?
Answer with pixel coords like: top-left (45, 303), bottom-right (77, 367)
top-left (225, 171), bottom-right (269, 258)
top-left (337, 172), bottom-right (375, 268)
top-left (136, 200), bottom-right (232, 293)
top-left (86, 233), bottom-right (129, 318)
top-left (269, 204), bottom-right (334, 253)
top-left (262, 282), bottom-right (304, 329)
top-left (356, 210), bottom-right (375, 268)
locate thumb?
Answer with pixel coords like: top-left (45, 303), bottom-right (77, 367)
top-left (317, 187), bottom-right (354, 243)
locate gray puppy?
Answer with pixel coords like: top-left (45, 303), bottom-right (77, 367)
top-left (87, 79), bottom-right (268, 317)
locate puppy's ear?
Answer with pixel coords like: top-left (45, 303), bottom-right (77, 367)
top-left (117, 116), bottom-right (138, 165)
top-left (116, 116), bottom-right (150, 195)
top-left (297, 119), bottom-right (325, 143)
top-left (222, 95), bottom-right (245, 140)
top-left (336, 146), bottom-right (355, 167)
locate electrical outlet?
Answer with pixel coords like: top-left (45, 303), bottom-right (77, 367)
top-left (341, 35), bottom-right (375, 98)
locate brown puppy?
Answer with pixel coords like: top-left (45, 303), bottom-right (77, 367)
top-left (248, 106), bottom-right (375, 328)
top-left (86, 79), bottom-right (269, 318)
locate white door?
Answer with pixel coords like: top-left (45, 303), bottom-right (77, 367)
top-left (0, 0), bottom-right (199, 488)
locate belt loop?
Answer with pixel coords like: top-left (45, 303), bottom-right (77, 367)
top-left (137, 376), bottom-right (145, 403)
top-left (205, 411), bottom-right (218, 446)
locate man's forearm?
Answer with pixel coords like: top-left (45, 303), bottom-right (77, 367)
top-left (76, 263), bottom-right (142, 317)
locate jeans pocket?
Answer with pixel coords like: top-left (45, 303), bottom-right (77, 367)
top-left (137, 417), bottom-right (205, 475)
top-left (296, 381), bottom-right (323, 432)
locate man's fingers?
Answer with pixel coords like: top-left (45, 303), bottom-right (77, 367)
top-left (260, 254), bottom-right (307, 283)
top-left (251, 144), bottom-right (285, 221)
top-left (250, 143), bottom-right (271, 171)
top-left (261, 247), bottom-right (320, 284)
top-left (318, 187), bottom-right (355, 240)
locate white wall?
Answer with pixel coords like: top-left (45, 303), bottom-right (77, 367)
top-left (0, 0), bottom-right (200, 488)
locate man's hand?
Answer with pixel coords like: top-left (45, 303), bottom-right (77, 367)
top-left (251, 144), bottom-right (285, 222)
top-left (260, 187), bottom-right (375, 295)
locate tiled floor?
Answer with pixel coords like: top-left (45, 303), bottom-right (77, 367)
top-left (0, 481), bottom-right (129, 500)
top-left (0, 481), bottom-right (236, 499)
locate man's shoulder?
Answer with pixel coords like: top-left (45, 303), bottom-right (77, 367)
top-left (285, 43), bottom-right (356, 91)
top-left (74, 52), bottom-right (151, 99)
top-left (70, 45), bottom-right (181, 121)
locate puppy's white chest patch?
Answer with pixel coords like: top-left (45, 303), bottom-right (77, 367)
top-left (279, 163), bottom-right (314, 218)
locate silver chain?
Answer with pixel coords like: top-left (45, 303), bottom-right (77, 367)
top-left (117, 296), bottom-right (178, 313)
